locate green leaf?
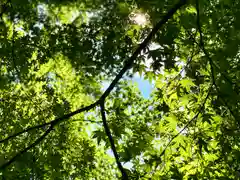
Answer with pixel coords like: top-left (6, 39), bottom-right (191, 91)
top-left (202, 113), bottom-right (213, 125)
top-left (180, 78), bottom-right (195, 88)
top-left (165, 115), bottom-right (178, 130)
top-left (92, 130), bottom-right (106, 145)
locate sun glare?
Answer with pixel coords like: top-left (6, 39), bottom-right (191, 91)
top-left (130, 12), bottom-right (148, 26)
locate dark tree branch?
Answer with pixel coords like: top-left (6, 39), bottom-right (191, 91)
top-left (99, 0), bottom-right (187, 101)
top-left (0, 102), bottom-right (98, 144)
top-left (147, 7), bottom-right (217, 172)
top-left (99, 100), bottom-right (128, 179)
top-left (0, 124), bottom-right (54, 170)
top-left (195, 0), bottom-right (239, 123)
top-left (196, 0), bottom-right (215, 84)
top-left (0, 0), bottom-right (187, 170)
top-left (218, 94), bottom-right (238, 120)
top-left (186, 24), bottom-right (238, 94)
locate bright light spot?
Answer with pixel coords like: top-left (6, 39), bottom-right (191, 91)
top-left (107, 149), bottom-right (131, 169)
top-left (130, 13), bottom-right (148, 26)
top-left (106, 149), bottom-right (114, 157)
top-left (149, 42), bottom-right (161, 51)
top-left (123, 162), bottom-right (133, 169)
top-left (37, 4), bottom-right (47, 17)
top-left (147, 122), bottom-right (152, 126)
top-left (145, 57), bottom-right (153, 69)
top-left (102, 81), bottom-right (110, 91)
top-left (177, 126), bottom-right (187, 135)
top-left (34, 22), bottom-right (44, 29)
top-left (179, 106), bottom-right (185, 111)
top-left (181, 70), bottom-right (186, 77)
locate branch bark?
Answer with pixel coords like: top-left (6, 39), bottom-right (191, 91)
top-left (0, 102), bottom-right (97, 144)
top-left (100, 101), bottom-right (128, 179)
top-left (0, 125), bottom-right (54, 170)
top-left (195, 0), bottom-right (239, 124)
top-left (0, 0), bottom-right (187, 170)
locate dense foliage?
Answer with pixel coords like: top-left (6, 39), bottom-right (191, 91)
top-left (1, 0), bottom-right (240, 179)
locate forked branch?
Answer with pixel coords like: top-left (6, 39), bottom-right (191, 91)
top-left (0, 0), bottom-right (188, 172)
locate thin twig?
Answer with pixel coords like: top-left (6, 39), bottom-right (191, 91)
top-left (71, 119), bottom-right (102, 124)
top-left (195, 0), bottom-right (239, 123)
top-left (186, 28), bottom-right (238, 93)
top-left (145, 86), bottom-right (212, 178)
top-left (100, 100), bottom-right (128, 180)
top-left (148, 9), bottom-right (215, 172)
top-left (162, 47), bottom-right (198, 91)
top-left (159, 86), bottom-right (212, 158)
top-left (196, 0), bottom-right (215, 84)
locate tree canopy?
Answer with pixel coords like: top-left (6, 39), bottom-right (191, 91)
top-left (1, 0), bottom-right (240, 179)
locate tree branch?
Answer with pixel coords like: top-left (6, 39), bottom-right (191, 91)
top-left (0, 124), bottom-right (54, 170)
top-left (99, 0), bottom-right (187, 101)
top-left (196, 0), bottom-right (215, 84)
top-left (71, 119), bottom-right (102, 124)
top-left (159, 86), bottom-right (211, 158)
top-left (186, 20), bottom-right (238, 94)
top-left (145, 85), bottom-right (212, 178)
top-left (162, 47), bottom-right (199, 91)
top-left (195, 0), bottom-right (239, 122)
top-left (0, 0), bottom-right (187, 169)
top-left (0, 102), bottom-right (98, 144)
top-left (99, 100), bottom-right (128, 180)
